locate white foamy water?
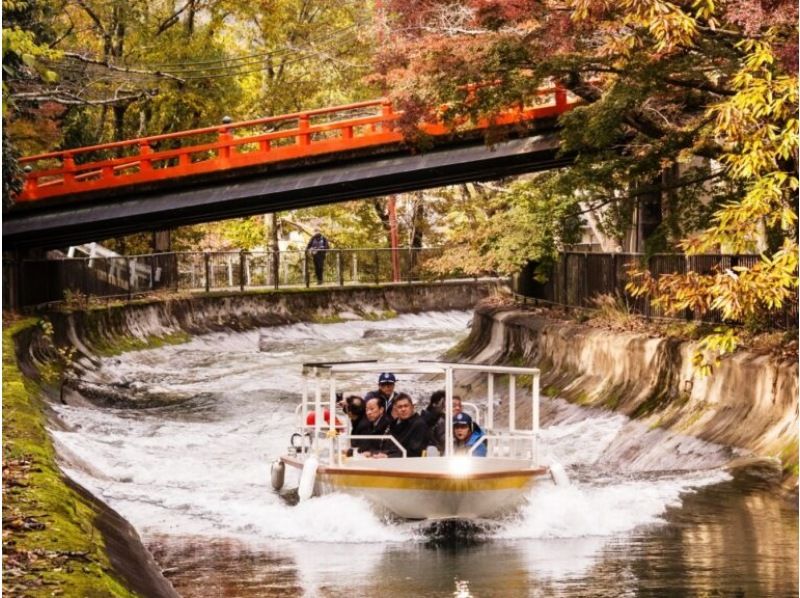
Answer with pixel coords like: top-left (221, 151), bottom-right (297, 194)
top-left (49, 310), bottom-right (732, 580)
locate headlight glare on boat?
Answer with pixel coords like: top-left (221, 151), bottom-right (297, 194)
top-left (448, 456), bottom-right (472, 477)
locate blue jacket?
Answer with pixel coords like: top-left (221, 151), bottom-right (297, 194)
top-left (455, 430), bottom-right (487, 457)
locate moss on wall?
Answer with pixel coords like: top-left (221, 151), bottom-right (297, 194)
top-left (3, 319), bottom-right (138, 597)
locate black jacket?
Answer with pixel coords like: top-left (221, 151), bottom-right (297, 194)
top-left (388, 413), bottom-right (429, 458)
top-left (352, 414), bottom-right (392, 454)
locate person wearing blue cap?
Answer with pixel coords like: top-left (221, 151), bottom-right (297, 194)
top-left (453, 412), bottom-right (487, 457)
top-left (364, 372), bottom-right (398, 416)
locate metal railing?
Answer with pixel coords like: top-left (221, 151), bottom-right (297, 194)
top-left (515, 252), bottom-right (797, 329)
top-left (12, 247), bottom-right (471, 307)
top-left (299, 361), bottom-right (542, 465)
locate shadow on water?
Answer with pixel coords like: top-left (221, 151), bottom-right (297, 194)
top-left (418, 518), bottom-right (499, 548)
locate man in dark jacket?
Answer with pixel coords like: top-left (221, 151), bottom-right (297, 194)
top-left (386, 393), bottom-right (429, 458)
top-left (306, 228), bottom-right (330, 284)
top-left (352, 397), bottom-right (392, 455)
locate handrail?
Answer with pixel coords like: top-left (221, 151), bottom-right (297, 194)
top-left (340, 434), bottom-right (407, 461)
top-left (14, 85), bottom-right (578, 203)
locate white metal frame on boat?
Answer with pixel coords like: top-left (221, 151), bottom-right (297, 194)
top-left (295, 361), bottom-right (542, 466)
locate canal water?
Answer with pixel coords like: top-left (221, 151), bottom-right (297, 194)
top-left (50, 311), bottom-right (797, 597)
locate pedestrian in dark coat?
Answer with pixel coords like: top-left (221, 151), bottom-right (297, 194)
top-left (306, 228), bottom-right (330, 284)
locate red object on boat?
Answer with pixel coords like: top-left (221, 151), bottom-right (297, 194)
top-left (306, 409), bottom-right (344, 429)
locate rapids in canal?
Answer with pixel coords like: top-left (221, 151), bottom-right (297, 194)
top-left (50, 311), bottom-right (797, 597)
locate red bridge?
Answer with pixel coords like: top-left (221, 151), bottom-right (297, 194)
top-left (6, 86), bottom-right (578, 248)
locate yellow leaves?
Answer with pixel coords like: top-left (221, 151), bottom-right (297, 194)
top-left (691, 0), bottom-right (716, 20)
top-left (692, 327), bottom-right (740, 376)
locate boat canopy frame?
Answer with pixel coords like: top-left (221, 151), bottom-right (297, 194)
top-left (297, 361), bottom-right (542, 466)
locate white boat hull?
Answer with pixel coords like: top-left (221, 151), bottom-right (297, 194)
top-left (282, 456), bottom-right (548, 520)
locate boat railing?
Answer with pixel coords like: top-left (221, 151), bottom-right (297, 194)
top-left (334, 435), bottom-right (407, 464)
top-left (467, 434), bottom-right (539, 460)
top-left (298, 360), bottom-right (541, 467)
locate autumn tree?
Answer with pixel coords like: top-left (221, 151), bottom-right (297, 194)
top-left (378, 0), bottom-right (797, 362)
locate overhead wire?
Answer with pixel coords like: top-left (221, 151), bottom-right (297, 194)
top-left (56, 23), bottom-right (369, 83)
top-left (136, 22), bottom-right (365, 71)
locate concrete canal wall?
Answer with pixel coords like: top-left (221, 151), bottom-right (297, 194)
top-left (459, 302), bottom-right (798, 485)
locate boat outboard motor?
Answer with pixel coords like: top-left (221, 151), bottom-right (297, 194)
top-left (298, 454), bottom-right (319, 502)
top-left (270, 459), bottom-right (285, 491)
top-left (549, 462), bottom-right (570, 486)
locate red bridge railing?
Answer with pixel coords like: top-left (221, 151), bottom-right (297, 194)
top-left (16, 86), bottom-right (575, 203)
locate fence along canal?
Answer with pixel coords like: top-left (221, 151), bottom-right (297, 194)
top-left (516, 252), bottom-right (797, 329)
top-left (10, 247), bottom-right (455, 307)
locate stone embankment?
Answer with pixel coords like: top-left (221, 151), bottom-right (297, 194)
top-left (459, 302), bottom-right (798, 486)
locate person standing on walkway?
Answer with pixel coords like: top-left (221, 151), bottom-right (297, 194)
top-left (306, 228), bottom-right (330, 285)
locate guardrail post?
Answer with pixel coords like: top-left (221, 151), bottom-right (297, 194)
top-left (381, 100), bottom-right (394, 132)
top-left (127, 258), bottom-right (134, 299)
top-left (610, 253), bottom-right (618, 295)
top-left (239, 250), bottom-right (246, 292)
top-left (219, 125), bottom-right (232, 161)
top-left (582, 252), bottom-right (589, 306)
top-left (373, 250), bottom-right (379, 285)
top-left (303, 251), bottom-right (310, 287)
top-left (204, 252), bottom-right (211, 292)
top-left (139, 141), bottom-right (153, 173)
top-left (555, 85), bottom-right (567, 112)
top-left (298, 114), bottom-right (311, 146)
top-left (62, 153), bottom-right (76, 186)
top-left (273, 250), bottom-right (280, 290)
top-left (337, 251), bottom-right (343, 287)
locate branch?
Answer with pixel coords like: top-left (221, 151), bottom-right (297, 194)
top-left (576, 171), bottom-right (727, 216)
top-left (9, 90), bottom-right (149, 106)
top-left (155, 0), bottom-right (195, 36)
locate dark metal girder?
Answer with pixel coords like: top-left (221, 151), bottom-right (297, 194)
top-left (3, 134), bottom-right (569, 250)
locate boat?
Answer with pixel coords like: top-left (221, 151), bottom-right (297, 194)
top-left (270, 361), bottom-right (550, 520)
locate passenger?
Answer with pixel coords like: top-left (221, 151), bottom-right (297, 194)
top-left (364, 372), bottom-right (398, 415)
top-left (385, 393), bottom-right (429, 458)
top-left (452, 413), bottom-right (487, 457)
top-left (452, 395), bottom-right (462, 415)
top-left (344, 395), bottom-right (369, 434)
top-left (353, 397), bottom-right (392, 456)
top-left (452, 395), bottom-right (483, 435)
top-left (420, 390), bottom-right (446, 454)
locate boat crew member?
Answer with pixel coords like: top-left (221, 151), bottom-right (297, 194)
top-left (364, 372), bottom-right (398, 414)
top-left (452, 396), bottom-right (483, 435)
top-left (353, 397), bottom-right (393, 456)
top-left (386, 393), bottom-right (429, 458)
top-left (420, 390), bottom-right (446, 453)
top-left (453, 413), bottom-right (487, 457)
